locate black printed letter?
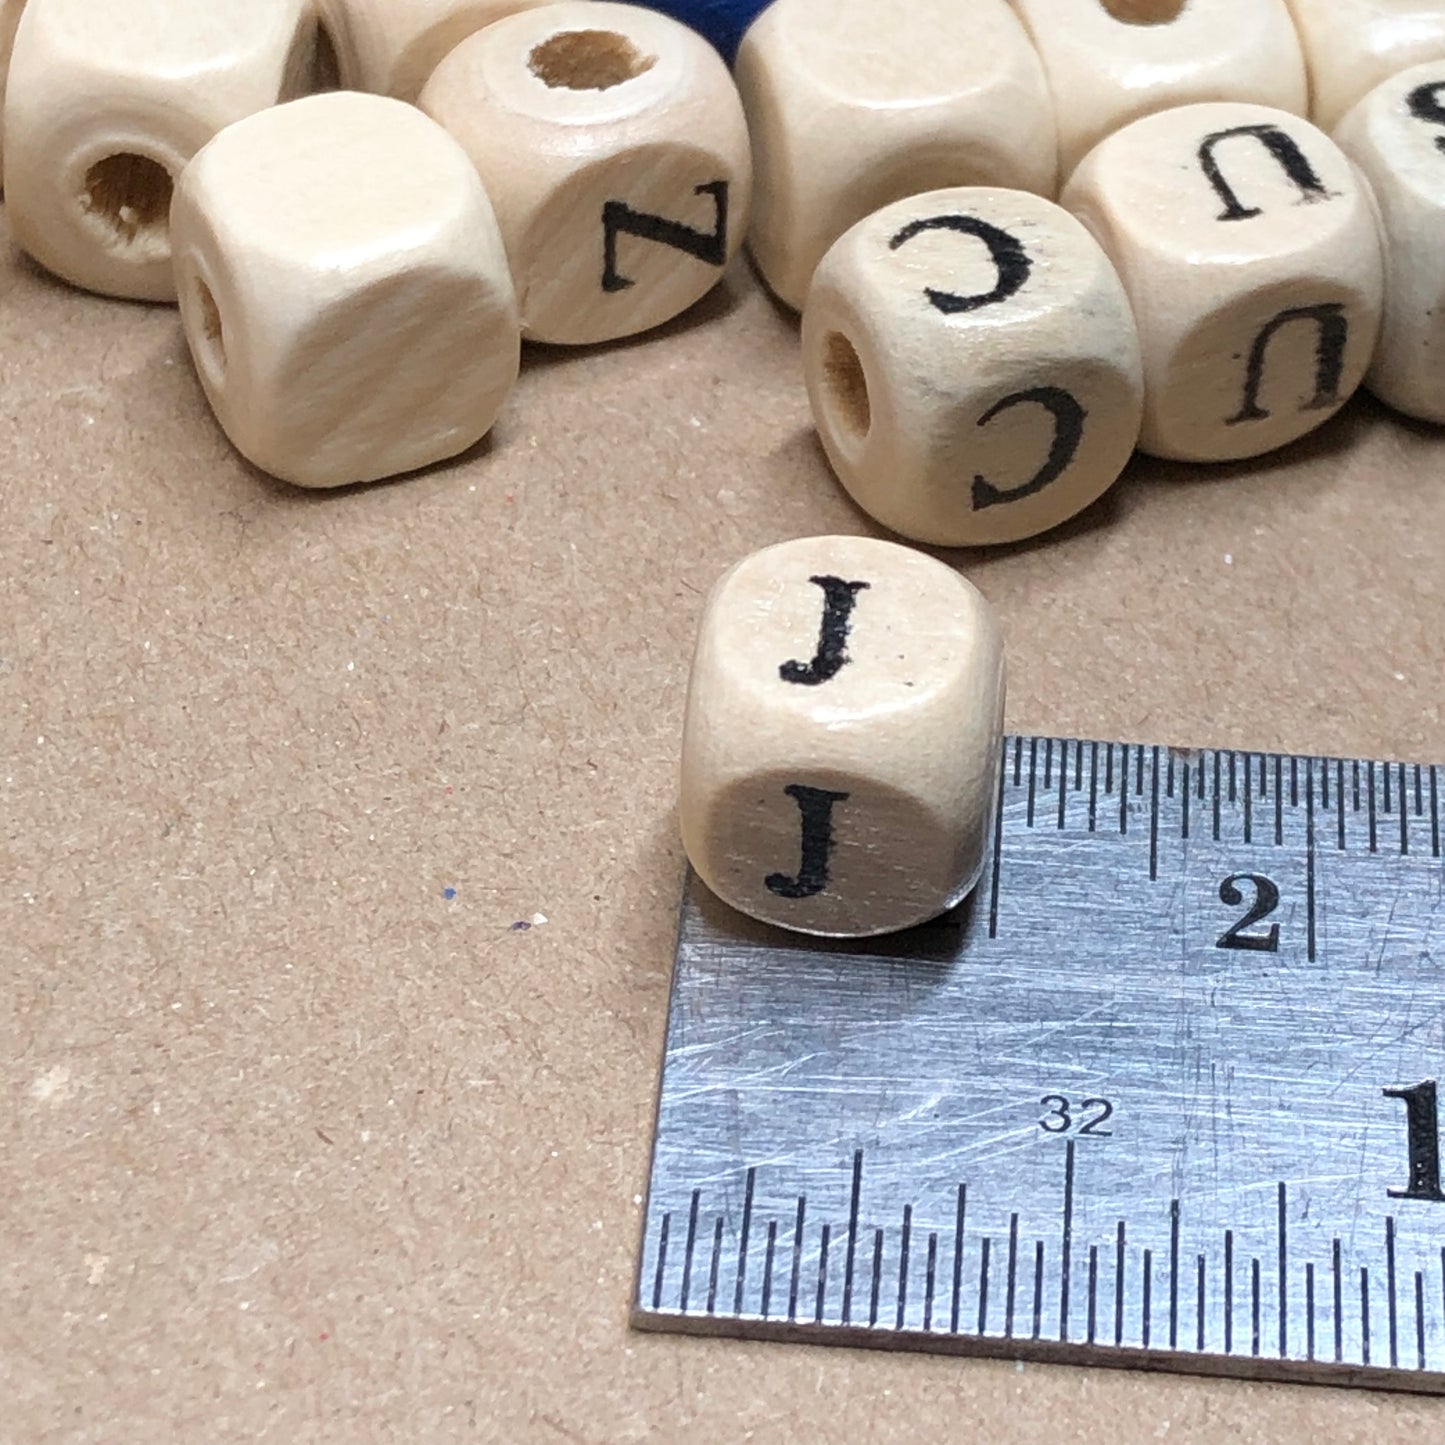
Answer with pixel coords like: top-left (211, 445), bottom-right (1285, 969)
top-left (766, 785), bottom-right (849, 900)
top-left (1197, 124), bottom-right (1332, 221)
top-left (601, 181), bottom-right (729, 292)
top-left (972, 386), bottom-right (1087, 512)
top-left (1407, 80), bottom-right (1445, 155)
top-left (889, 214), bottom-right (1032, 316)
top-left (779, 576), bottom-right (870, 687)
top-left (1225, 302), bottom-right (1348, 425)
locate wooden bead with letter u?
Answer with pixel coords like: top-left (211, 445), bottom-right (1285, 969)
top-left (680, 536), bottom-right (1005, 939)
top-left (1062, 102), bottom-right (1383, 462)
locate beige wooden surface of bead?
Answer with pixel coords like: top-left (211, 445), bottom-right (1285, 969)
top-left (734, 0), bottom-right (1056, 312)
top-left (316, 0), bottom-right (559, 102)
top-left (1335, 61), bottom-right (1445, 423)
top-left (419, 2), bottom-right (749, 345)
top-left (1284, 0), bottom-right (1445, 131)
top-left (803, 188), bottom-right (1143, 548)
top-left (1012, 0), bottom-right (1308, 182)
top-left (1062, 102), bottom-right (1383, 462)
top-left (679, 536), bottom-right (1005, 939)
top-left (3, 0), bottom-right (323, 301)
top-left (170, 92), bottom-right (520, 489)
top-left (0, 0), bottom-right (25, 186)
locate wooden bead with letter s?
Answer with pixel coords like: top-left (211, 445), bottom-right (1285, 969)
top-left (803, 187), bottom-right (1144, 547)
top-left (3, 0), bottom-right (326, 300)
top-left (1335, 61), bottom-right (1445, 424)
top-left (1062, 102), bottom-right (1383, 462)
top-left (170, 93), bottom-right (520, 488)
top-left (680, 537), bottom-right (1006, 939)
top-left (419, 1), bottom-right (750, 345)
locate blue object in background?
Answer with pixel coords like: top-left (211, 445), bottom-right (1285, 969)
top-left (634, 0), bottom-right (772, 62)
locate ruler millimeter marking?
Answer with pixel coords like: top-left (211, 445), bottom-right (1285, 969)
top-left (634, 737), bottom-right (1445, 1391)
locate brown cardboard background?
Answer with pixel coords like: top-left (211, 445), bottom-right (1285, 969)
top-left (3, 207), bottom-right (1445, 1442)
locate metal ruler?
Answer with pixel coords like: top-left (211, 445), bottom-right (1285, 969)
top-left (633, 737), bottom-right (1445, 1391)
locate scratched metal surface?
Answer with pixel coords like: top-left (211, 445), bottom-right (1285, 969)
top-left (634, 737), bottom-right (1445, 1390)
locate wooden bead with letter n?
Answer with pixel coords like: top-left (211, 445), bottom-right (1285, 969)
top-left (170, 93), bottom-right (520, 488)
top-left (419, 1), bottom-right (750, 345)
top-left (1335, 61), bottom-right (1445, 424)
top-left (803, 188), bottom-right (1144, 548)
top-left (679, 537), bottom-right (1006, 938)
top-left (3, 0), bottom-right (325, 300)
top-left (1062, 102), bottom-right (1383, 462)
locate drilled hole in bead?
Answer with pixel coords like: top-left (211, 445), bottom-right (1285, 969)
top-left (1099, 0), bottom-right (1187, 22)
top-left (194, 277), bottom-right (226, 377)
top-left (823, 332), bottom-right (871, 441)
top-left (80, 153), bottom-right (173, 257)
top-left (528, 30), bottom-right (656, 90)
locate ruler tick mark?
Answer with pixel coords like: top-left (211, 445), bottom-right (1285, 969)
top-left (1368, 761), bottom-right (1378, 852)
top-left (761, 1221), bottom-right (777, 1319)
top-left (1251, 1258), bottom-right (1261, 1358)
top-left (1005, 1214), bottom-right (1019, 1337)
top-left (1149, 747), bottom-right (1160, 881)
top-left (1275, 755), bottom-right (1284, 844)
top-left (1044, 737), bottom-right (1053, 790)
top-left (1182, 761), bottom-right (1191, 840)
top-left (734, 1167), bottom-right (756, 1315)
top-left (978, 1238), bottom-right (991, 1336)
top-left (924, 1233), bottom-right (938, 1332)
top-left (951, 1186), bottom-right (966, 1335)
top-left (1361, 1266), bottom-right (1371, 1367)
top-left (841, 1150), bottom-right (862, 1324)
top-left (1089, 743), bottom-right (1099, 833)
top-left (1433, 766), bottom-right (1441, 856)
top-left (1027, 737), bottom-right (1039, 827)
top-left (1225, 1230), bottom-right (1234, 1354)
top-left (652, 1212), bottom-right (671, 1311)
top-left (987, 747), bottom-right (1007, 940)
top-left (706, 1215), bottom-right (724, 1314)
top-left (1033, 1242), bottom-right (1046, 1341)
top-left (1088, 1246), bottom-right (1099, 1345)
top-left (1142, 1249), bottom-right (1153, 1348)
top-left (1197, 1255), bottom-right (1207, 1352)
top-left (1057, 739), bottom-right (1069, 830)
top-left (680, 1190), bottom-right (701, 1312)
top-left (1387, 1216), bottom-right (1398, 1369)
top-left (1416, 1271), bottom-right (1426, 1372)
top-left (1306, 1261), bottom-right (1315, 1362)
top-left (1306, 761), bottom-right (1318, 962)
top-left (1333, 1238), bottom-right (1343, 1363)
top-left (1278, 1182), bottom-right (1288, 1357)
top-left (897, 1206), bottom-right (913, 1331)
top-left (814, 1224), bottom-right (831, 1324)
top-left (1115, 1222), bottom-right (1126, 1348)
top-left (1061, 1140), bottom-right (1075, 1342)
top-left (1337, 761), bottom-right (1347, 850)
top-left (1169, 1198), bottom-right (1180, 1350)
top-left (788, 1197), bottom-right (806, 1323)
top-left (869, 1228), bottom-right (883, 1327)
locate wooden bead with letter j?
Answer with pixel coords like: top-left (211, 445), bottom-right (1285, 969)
top-left (803, 187), bottom-right (1144, 548)
top-left (1062, 102), bottom-right (1383, 462)
top-left (679, 536), bottom-right (1006, 939)
top-left (419, 1), bottom-right (750, 345)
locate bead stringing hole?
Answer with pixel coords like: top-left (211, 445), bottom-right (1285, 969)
top-left (80, 153), bottom-right (174, 257)
top-left (823, 332), bottom-right (871, 441)
top-left (528, 30), bottom-right (656, 91)
top-left (196, 278), bottom-right (226, 376)
top-left (1100, 0), bottom-right (1187, 23)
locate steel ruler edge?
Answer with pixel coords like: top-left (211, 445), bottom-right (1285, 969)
top-left (632, 734), bottom-right (1445, 1395)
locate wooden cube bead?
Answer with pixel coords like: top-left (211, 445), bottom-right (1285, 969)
top-left (1012, 0), bottom-right (1307, 181)
top-left (0, 0), bottom-right (24, 185)
top-left (1335, 61), bottom-right (1445, 423)
top-left (802, 188), bottom-right (1143, 547)
top-left (170, 93), bottom-right (520, 488)
top-left (734, 0), bottom-right (1057, 311)
top-left (1062, 102), bottom-right (1382, 462)
top-left (419, 1), bottom-right (750, 345)
top-left (1284, 0), bottom-right (1445, 131)
top-left (680, 536), bottom-right (1006, 938)
top-left (3, 0), bottom-right (325, 301)
top-left (315, 0), bottom-right (557, 103)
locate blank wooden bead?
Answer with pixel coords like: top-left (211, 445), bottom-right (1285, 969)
top-left (1284, 0), bottom-right (1445, 131)
top-left (1012, 0), bottom-right (1307, 181)
top-left (802, 188), bottom-right (1143, 547)
top-left (680, 536), bottom-right (1005, 938)
top-left (419, 2), bottom-right (750, 344)
top-left (316, 0), bottom-right (556, 102)
top-left (1062, 102), bottom-right (1382, 462)
top-left (734, 0), bottom-right (1056, 312)
top-left (3, 0), bottom-right (324, 300)
top-left (170, 92), bottom-right (520, 488)
top-left (1335, 61), bottom-right (1445, 423)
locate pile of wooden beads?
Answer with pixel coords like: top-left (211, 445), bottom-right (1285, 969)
top-left (7, 0), bottom-right (1445, 938)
